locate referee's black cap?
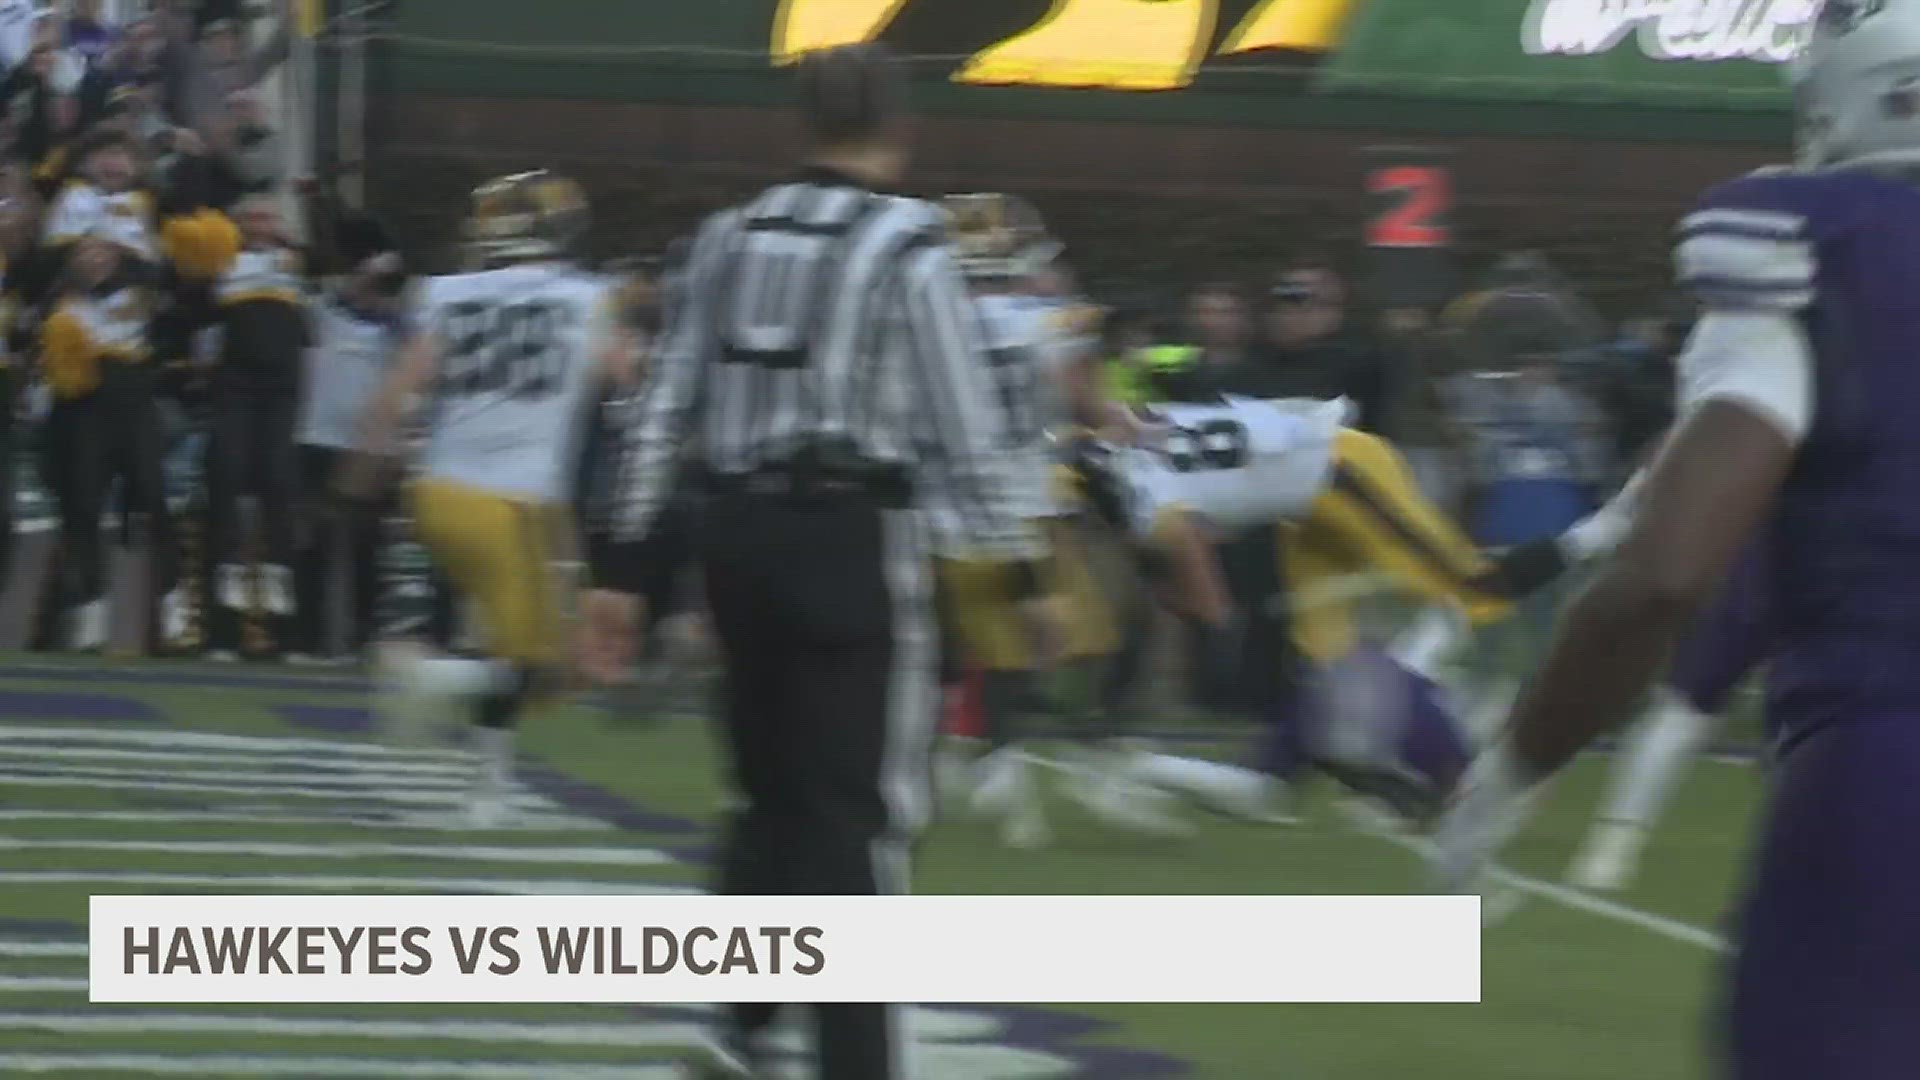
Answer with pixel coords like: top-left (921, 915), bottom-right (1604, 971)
top-left (793, 42), bottom-right (909, 148)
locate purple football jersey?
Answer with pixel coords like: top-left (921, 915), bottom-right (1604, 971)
top-left (1681, 168), bottom-right (1920, 745)
top-left (1682, 167), bottom-right (1920, 1080)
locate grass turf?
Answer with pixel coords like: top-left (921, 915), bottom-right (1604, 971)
top-left (0, 654), bottom-right (1761, 1079)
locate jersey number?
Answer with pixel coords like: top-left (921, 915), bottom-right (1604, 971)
top-left (1366, 166), bottom-right (1451, 250)
top-left (1159, 419), bottom-right (1249, 473)
top-left (722, 229), bottom-right (833, 369)
top-left (441, 300), bottom-right (567, 399)
top-left (988, 345), bottom-right (1043, 447)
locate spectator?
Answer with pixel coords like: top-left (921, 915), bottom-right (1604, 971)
top-left (41, 228), bottom-right (184, 650)
top-left (1098, 304), bottom-right (1156, 406)
top-left (1139, 281), bottom-right (1250, 402)
top-left (192, 193), bottom-right (308, 656)
top-left (0, 0), bottom-right (34, 73)
top-left (118, 13), bottom-right (169, 86)
top-left (1573, 309), bottom-right (1689, 474)
top-left (32, 13), bottom-right (86, 99)
top-left (290, 195), bottom-right (409, 660)
top-left (4, 41), bottom-right (74, 189)
top-left (176, 6), bottom-right (289, 141)
top-left (1377, 304), bottom-right (1469, 513)
top-left (216, 90), bottom-right (277, 195)
top-left (65, 0), bottom-right (118, 71)
top-left (1247, 261), bottom-right (1387, 428)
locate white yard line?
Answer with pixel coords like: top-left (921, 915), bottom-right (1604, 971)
top-left (0, 772), bottom-right (564, 809)
top-left (0, 744), bottom-right (474, 777)
top-left (0, 976), bottom-right (87, 993)
top-left (0, 761), bottom-right (481, 790)
top-left (0, 1054), bottom-right (683, 1078)
top-left (1026, 751), bottom-right (1726, 952)
top-left (0, 808), bottom-right (613, 832)
top-left (0, 941), bottom-right (82, 958)
top-left (0, 1012), bottom-right (710, 1050)
top-left (1370, 830), bottom-right (1726, 952)
top-left (0, 870), bottom-right (693, 895)
top-left (0, 724), bottom-right (467, 762)
top-left (0, 836), bottom-right (670, 867)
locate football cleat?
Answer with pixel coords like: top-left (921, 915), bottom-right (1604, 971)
top-left (968, 746), bottom-right (1050, 849)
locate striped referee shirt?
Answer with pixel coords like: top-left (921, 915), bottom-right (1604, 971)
top-left (598, 166), bottom-right (1033, 572)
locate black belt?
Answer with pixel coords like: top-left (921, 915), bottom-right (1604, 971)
top-left (708, 463), bottom-right (913, 509)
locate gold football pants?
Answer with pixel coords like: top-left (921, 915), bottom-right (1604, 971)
top-left (1284, 429), bottom-right (1509, 663)
top-left (937, 518), bottom-right (1116, 672)
top-left (409, 477), bottom-right (575, 671)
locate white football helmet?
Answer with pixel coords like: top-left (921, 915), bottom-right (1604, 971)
top-left (1793, 0), bottom-right (1920, 168)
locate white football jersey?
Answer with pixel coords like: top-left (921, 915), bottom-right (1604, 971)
top-left (1113, 396), bottom-right (1349, 536)
top-left (297, 297), bottom-right (405, 451)
top-left (974, 292), bottom-right (1066, 522)
top-left (415, 263), bottom-right (613, 501)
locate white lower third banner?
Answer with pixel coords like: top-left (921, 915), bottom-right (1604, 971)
top-left (90, 894), bottom-right (1481, 1004)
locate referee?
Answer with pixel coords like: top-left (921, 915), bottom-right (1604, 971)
top-left (582, 44), bottom-right (1045, 1080)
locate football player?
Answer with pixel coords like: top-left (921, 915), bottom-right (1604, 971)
top-left (1433, 4), bottom-right (1920, 1073)
top-left (343, 171), bottom-right (633, 828)
top-left (1071, 394), bottom-right (1542, 822)
top-left (933, 192), bottom-right (1178, 845)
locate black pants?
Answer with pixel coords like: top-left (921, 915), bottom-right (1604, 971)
top-left (290, 446), bottom-right (458, 654)
top-left (292, 445), bottom-right (385, 655)
top-left (58, 366), bottom-right (178, 604)
top-left (700, 489), bottom-right (934, 1080)
top-left (205, 385), bottom-right (299, 570)
top-left (637, 487), bottom-right (701, 653)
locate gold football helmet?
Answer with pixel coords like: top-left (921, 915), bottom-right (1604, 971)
top-left (464, 170), bottom-right (589, 265)
top-left (941, 192), bottom-right (1061, 279)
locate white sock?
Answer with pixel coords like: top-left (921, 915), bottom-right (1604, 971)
top-left (215, 563), bottom-right (249, 610)
top-left (70, 598), bottom-right (108, 649)
top-left (472, 725), bottom-right (514, 787)
top-left (1599, 688), bottom-right (1716, 830)
top-left (1463, 679), bottom-right (1519, 744)
top-left (261, 564), bottom-right (295, 616)
top-left (413, 657), bottom-right (510, 699)
top-left (1130, 752), bottom-right (1266, 803)
top-left (1388, 606), bottom-right (1466, 681)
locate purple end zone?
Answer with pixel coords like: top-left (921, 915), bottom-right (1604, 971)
top-left (269, 707), bottom-right (1191, 1075)
top-left (0, 690), bottom-right (162, 722)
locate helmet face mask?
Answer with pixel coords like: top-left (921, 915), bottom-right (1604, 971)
top-left (464, 170), bottom-right (589, 266)
top-left (941, 192), bottom-right (1056, 282)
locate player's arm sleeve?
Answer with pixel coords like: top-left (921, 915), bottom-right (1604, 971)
top-left (1673, 192), bottom-right (1816, 443)
top-left (588, 212), bottom-right (730, 594)
top-left (1671, 311), bottom-right (1813, 445)
top-left (897, 233), bottom-right (1041, 571)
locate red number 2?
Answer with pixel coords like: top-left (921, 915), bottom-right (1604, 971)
top-left (1367, 166), bottom-right (1451, 249)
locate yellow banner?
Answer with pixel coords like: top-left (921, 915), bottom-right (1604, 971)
top-left (297, 0), bottom-right (324, 38)
top-left (771, 0), bottom-right (1360, 90)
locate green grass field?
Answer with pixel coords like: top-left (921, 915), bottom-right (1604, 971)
top-left (0, 654), bottom-right (1764, 1078)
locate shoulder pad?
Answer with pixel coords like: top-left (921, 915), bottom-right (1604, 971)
top-left (1675, 173), bottom-right (1818, 313)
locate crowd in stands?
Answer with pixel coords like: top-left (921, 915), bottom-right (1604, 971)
top-left (1093, 251), bottom-right (1684, 553)
top-left (0, 0), bottom-right (403, 660)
